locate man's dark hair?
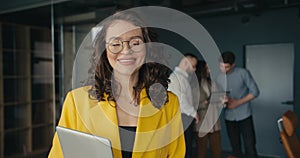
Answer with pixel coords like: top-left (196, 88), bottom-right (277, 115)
top-left (219, 51), bottom-right (235, 65)
top-left (184, 53), bottom-right (197, 59)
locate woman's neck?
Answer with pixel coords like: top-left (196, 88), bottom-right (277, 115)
top-left (114, 71), bottom-right (140, 127)
top-left (113, 71), bottom-right (139, 97)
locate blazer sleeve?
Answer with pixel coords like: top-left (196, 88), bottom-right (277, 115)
top-left (48, 91), bottom-right (77, 158)
top-left (166, 93), bottom-right (186, 157)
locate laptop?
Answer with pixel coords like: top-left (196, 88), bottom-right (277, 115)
top-left (56, 126), bottom-right (114, 158)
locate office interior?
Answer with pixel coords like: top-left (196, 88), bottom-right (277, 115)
top-left (0, 0), bottom-right (299, 157)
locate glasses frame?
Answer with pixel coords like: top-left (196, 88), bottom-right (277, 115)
top-left (106, 36), bottom-right (145, 54)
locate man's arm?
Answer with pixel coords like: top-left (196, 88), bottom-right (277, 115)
top-left (168, 73), bottom-right (199, 123)
top-left (227, 93), bottom-right (255, 109)
top-left (227, 69), bottom-right (259, 109)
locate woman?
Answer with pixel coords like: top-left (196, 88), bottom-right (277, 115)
top-left (195, 60), bottom-right (223, 158)
top-left (48, 11), bottom-right (185, 158)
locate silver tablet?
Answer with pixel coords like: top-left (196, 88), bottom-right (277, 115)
top-left (56, 126), bottom-right (114, 158)
top-left (209, 91), bottom-right (227, 103)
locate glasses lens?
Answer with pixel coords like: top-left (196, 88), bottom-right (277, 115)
top-left (107, 37), bottom-right (144, 54)
top-left (129, 37), bottom-right (144, 52)
top-left (108, 40), bottom-right (122, 54)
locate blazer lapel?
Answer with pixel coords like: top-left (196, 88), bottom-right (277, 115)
top-left (80, 88), bottom-right (164, 157)
top-left (88, 100), bottom-right (123, 157)
top-left (133, 89), bottom-right (163, 155)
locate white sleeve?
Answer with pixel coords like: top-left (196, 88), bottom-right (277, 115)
top-left (168, 73), bottom-right (197, 117)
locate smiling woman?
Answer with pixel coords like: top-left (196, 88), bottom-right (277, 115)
top-left (48, 10), bottom-right (185, 158)
top-left (105, 21), bottom-right (146, 76)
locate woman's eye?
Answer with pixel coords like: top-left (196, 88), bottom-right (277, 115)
top-left (111, 43), bottom-right (121, 47)
top-left (132, 42), bottom-right (140, 46)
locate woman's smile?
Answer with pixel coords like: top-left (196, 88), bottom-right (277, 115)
top-left (117, 58), bottom-right (136, 65)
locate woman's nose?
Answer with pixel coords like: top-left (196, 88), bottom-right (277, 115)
top-left (120, 42), bottom-right (132, 54)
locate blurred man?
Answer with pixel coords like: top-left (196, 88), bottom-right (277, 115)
top-left (168, 53), bottom-right (199, 158)
top-left (216, 51), bottom-right (260, 158)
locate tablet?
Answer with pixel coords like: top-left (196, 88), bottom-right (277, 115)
top-left (209, 91), bottom-right (227, 103)
top-left (56, 126), bottom-right (114, 158)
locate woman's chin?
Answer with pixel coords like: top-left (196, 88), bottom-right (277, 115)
top-left (114, 68), bottom-right (138, 77)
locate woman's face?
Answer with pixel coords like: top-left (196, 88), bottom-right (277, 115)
top-left (105, 20), bottom-right (146, 76)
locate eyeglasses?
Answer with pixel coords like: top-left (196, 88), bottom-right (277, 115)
top-left (106, 36), bottom-right (145, 54)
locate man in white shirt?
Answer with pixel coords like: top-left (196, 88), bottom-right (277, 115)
top-left (168, 53), bottom-right (199, 158)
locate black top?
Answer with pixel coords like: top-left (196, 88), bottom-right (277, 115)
top-left (119, 126), bottom-right (136, 158)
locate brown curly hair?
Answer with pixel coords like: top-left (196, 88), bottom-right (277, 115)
top-left (86, 11), bottom-right (171, 109)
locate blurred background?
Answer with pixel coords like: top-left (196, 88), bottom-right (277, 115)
top-left (0, 0), bottom-right (300, 157)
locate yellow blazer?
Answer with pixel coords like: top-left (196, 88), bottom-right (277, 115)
top-left (48, 86), bottom-right (185, 158)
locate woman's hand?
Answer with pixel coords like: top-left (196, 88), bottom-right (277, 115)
top-left (221, 95), bottom-right (229, 107)
top-left (194, 114), bottom-right (200, 124)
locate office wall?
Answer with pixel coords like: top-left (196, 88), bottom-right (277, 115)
top-left (196, 7), bottom-right (300, 152)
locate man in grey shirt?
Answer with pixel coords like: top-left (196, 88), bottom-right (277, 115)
top-left (216, 51), bottom-right (260, 158)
